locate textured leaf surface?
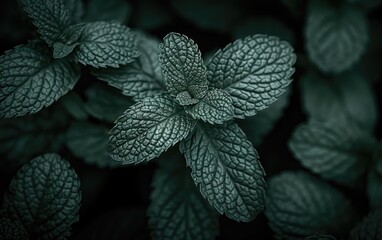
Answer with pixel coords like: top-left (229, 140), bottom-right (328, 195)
top-left (84, 0), bottom-right (130, 22)
top-left (67, 121), bottom-right (120, 168)
top-left (240, 89), bottom-right (290, 146)
top-left (160, 33), bottom-right (208, 98)
top-left (148, 158), bottom-right (219, 240)
top-left (0, 41), bottom-right (80, 118)
top-left (305, 0), bottom-right (368, 73)
top-left (187, 89), bottom-right (234, 124)
top-left (207, 34), bottom-right (295, 118)
top-left (0, 217), bottom-right (29, 240)
top-left (300, 72), bottom-right (378, 131)
top-left (85, 83), bottom-right (133, 122)
top-left (92, 33), bottom-right (165, 100)
top-left (289, 121), bottom-right (375, 185)
top-left (180, 122), bottom-right (266, 222)
top-left (74, 22), bottom-right (139, 67)
top-left (108, 95), bottom-right (196, 164)
top-left (3, 154), bottom-right (81, 240)
top-left (265, 171), bottom-right (357, 239)
top-left (0, 107), bottom-right (68, 168)
top-left (350, 208), bottom-right (382, 240)
top-left (53, 23), bottom-right (86, 59)
top-left (19, 0), bottom-right (72, 45)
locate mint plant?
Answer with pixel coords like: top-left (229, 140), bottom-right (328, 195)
top-left (0, 0), bottom-right (139, 118)
top-left (101, 32), bottom-right (296, 224)
top-left (0, 153), bottom-right (81, 239)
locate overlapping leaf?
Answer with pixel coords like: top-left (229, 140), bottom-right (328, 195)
top-left (207, 34), bottom-right (295, 118)
top-left (148, 158), bottom-right (219, 240)
top-left (180, 122), bottom-right (266, 222)
top-left (108, 95), bottom-right (196, 164)
top-left (0, 41), bottom-right (80, 118)
top-left (74, 22), bottom-right (140, 67)
top-left (2, 154), bottom-right (81, 240)
top-left (305, 0), bottom-right (368, 73)
top-left (265, 171), bottom-right (357, 239)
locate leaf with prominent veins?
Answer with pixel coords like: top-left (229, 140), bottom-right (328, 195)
top-left (159, 32), bottom-right (208, 98)
top-left (206, 34), bottom-right (296, 118)
top-left (108, 95), bottom-right (196, 164)
top-left (180, 122), bottom-right (266, 222)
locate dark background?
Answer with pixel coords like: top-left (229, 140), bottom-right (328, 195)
top-left (0, 0), bottom-right (381, 239)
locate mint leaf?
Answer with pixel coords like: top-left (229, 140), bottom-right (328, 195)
top-left (207, 34), bottom-right (296, 118)
top-left (148, 158), bottom-right (219, 240)
top-left (64, 0), bottom-right (84, 23)
top-left (349, 208), bottom-right (382, 240)
top-left (92, 33), bottom-right (166, 100)
top-left (74, 22), bottom-right (140, 68)
top-left (289, 121), bottom-right (375, 185)
top-left (19, 0), bottom-right (72, 46)
top-left (159, 32), bottom-right (208, 99)
top-left (2, 154), bottom-right (81, 240)
top-left (186, 89), bottom-right (234, 124)
top-left (305, 235), bottom-right (336, 240)
top-left (85, 83), bottom-right (133, 122)
top-left (175, 91), bottom-right (199, 106)
top-left (53, 22), bottom-right (86, 59)
top-left (305, 0), bottom-right (368, 73)
top-left (67, 121), bottom-right (121, 168)
top-left (0, 217), bottom-right (29, 240)
top-left (0, 107), bottom-right (68, 168)
top-left (0, 41), bottom-right (80, 118)
top-left (265, 171), bottom-right (357, 239)
top-left (300, 72), bottom-right (378, 131)
top-left (180, 122), bottom-right (266, 222)
top-left (240, 89), bottom-right (290, 146)
top-left (84, 0), bottom-right (131, 22)
top-left (108, 95), bottom-right (196, 164)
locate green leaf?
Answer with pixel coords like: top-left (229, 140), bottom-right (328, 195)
top-left (289, 120), bottom-right (376, 185)
top-left (0, 107), bottom-right (69, 169)
top-left (175, 91), bottom-right (199, 106)
top-left (74, 21), bottom-right (140, 68)
top-left (64, 0), bottom-right (84, 23)
top-left (85, 83), bottom-right (133, 122)
top-left (207, 34), bottom-right (296, 118)
top-left (265, 171), bottom-right (357, 239)
top-left (0, 41), bottom-right (80, 118)
top-left (305, 0), bottom-right (368, 74)
top-left (91, 33), bottom-right (166, 100)
top-left (0, 217), bottom-right (29, 240)
top-left (19, 0), bottom-right (72, 46)
top-left (349, 208), bottom-right (382, 240)
top-left (53, 22), bottom-right (86, 59)
top-left (186, 89), bottom-right (234, 124)
top-left (148, 157), bottom-right (219, 240)
top-left (300, 72), bottom-right (378, 131)
top-left (180, 122), bottom-right (266, 222)
top-left (2, 154), bottom-right (81, 240)
top-left (84, 0), bottom-right (131, 22)
top-left (240, 89), bottom-right (290, 146)
top-left (108, 95), bottom-right (196, 164)
top-left (67, 121), bottom-right (121, 168)
top-left (159, 32), bottom-right (208, 99)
